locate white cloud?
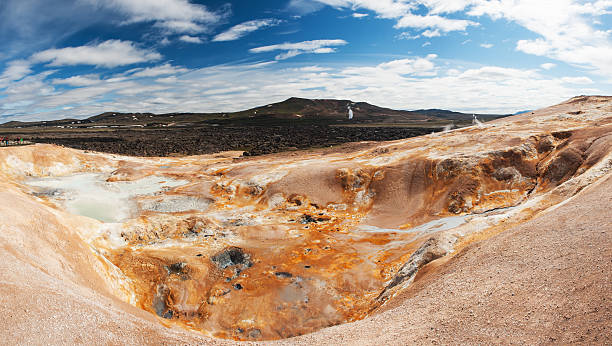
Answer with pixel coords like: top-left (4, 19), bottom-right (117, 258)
top-left (155, 76), bottom-right (179, 84)
top-left (446, 68), bottom-right (461, 76)
top-left (0, 60), bottom-right (32, 84)
top-left (422, 41), bottom-right (431, 47)
top-left (129, 63), bottom-right (190, 78)
top-left (315, 0), bottom-right (414, 19)
top-left (212, 19), bottom-right (282, 42)
top-left (310, 0), bottom-right (612, 66)
top-left (480, 43), bottom-right (493, 48)
top-left (287, 0), bottom-right (326, 15)
top-left (31, 40), bottom-right (161, 68)
top-left (395, 13), bottom-right (478, 32)
top-left (344, 54), bottom-right (438, 78)
top-left (352, 13), bottom-right (369, 18)
top-left (541, 63), bottom-right (557, 70)
top-left (515, 38), bottom-right (551, 56)
top-left (299, 65), bottom-right (332, 71)
top-left (0, 55), bottom-right (602, 122)
top-left (397, 32), bottom-right (421, 40)
top-left (154, 20), bottom-right (207, 34)
top-left (52, 74), bottom-right (101, 87)
top-left (250, 39), bottom-right (348, 60)
top-left (422, 29), bottom-right (441, 37)
top-left (243, 61), bottom-right (278, 69)
top-left (179, 35), bottom-right (204, 44)
top-left (561, 76), bottom-right (594, 84)
top-left (313, 0), bottom-right (477, 33)
top-left (85, 0), bottom-right (224, 33)
top-left (418, 0), bottom-right (478, 14)
top-left (468, 0), bottom-right (612, 75)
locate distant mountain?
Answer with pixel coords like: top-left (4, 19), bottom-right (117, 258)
top-left (232, 97), bottom-right (432, 122)
top-left (512, 110), bottom-right (533, 115)
top-left (411, 109), bottom-right (513, 122)
top-left (0, 97), bottom-right (510, 128)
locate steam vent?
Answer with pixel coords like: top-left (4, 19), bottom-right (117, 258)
top-left (1, 96), bottom-right (611, 344)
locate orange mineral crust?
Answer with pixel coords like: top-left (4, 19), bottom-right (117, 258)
top-left (0, 96), bottom-right (610, 343)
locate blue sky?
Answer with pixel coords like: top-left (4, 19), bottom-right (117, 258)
top-left (1, 0), bottom-right (611, 121)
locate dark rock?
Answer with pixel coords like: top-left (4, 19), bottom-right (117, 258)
top-left (552, 130), bottom-right (573, 139)
top-left (436, 158), bottom-right (464, 179)
top-left (536, 135), bottom-right (556, 153)
top-left (275, 272), bottom-right (292, 278)
top-left (336, 168), bottom-right (370, 191)
top-left (300, 214), bottom-right (327, 224)
top-left (375, 238), bottom-right (447, 305)
top-left (543, 147), bottom-right (584, 183)
top-left (494, 167), bottom-right (520, 181)
top-left (152, 284), bottom-right (174, 319)
top-left (248, 329), bottom-right (262, 338)
top-left (211, 247), bottom-right (252, 269)
top-left (165, 262), bottom-right (186, 275)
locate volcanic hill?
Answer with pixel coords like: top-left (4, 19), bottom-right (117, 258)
top-left (1, 97), bottom-right (506, 128)
top-left (0, 98), bottom-right (507, 157)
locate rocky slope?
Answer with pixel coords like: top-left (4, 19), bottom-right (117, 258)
top-left (0, 96), bottom-right (609, 343)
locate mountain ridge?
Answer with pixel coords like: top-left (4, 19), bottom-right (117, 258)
top-left (0, 97), bottom-right (509, 128)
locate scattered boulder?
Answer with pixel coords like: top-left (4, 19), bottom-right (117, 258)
top-left (447, 176), bottom-right (480, 214)
top-left (336, 168), bottom-right (370, 191)
top-left (375, 237), bottom-right (448, 305)
top-left (542, 147), bottom-right (584, 183)
top-left (248, 329), bottom-right (262, 338)
top-left (244, 182), bottom-right (264, 196)
top-left (300, 214), bottom-right (328, 224)
top-left (211, 247), bottom-right (252, 270)
top-left (494, 167), bottom-right (520, 181)
top-left (435, 158), bottom-right (465, 179)
top-left (165, 262), bottom-right (186, 275)
top-left (152, 284), bottom-right (174, 319)
top-left (536, 135), bottom-right (556, 153)
top-left (275, 272), bottom-right (292, 279)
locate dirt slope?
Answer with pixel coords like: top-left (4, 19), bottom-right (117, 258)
top-left (286, 173), bottom-right (612, 345)
top-left (0, 96), bottom-right (609, 344)
top-left (1, 171), bottom-right (609, 344)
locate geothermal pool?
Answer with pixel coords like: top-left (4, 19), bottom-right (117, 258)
top-left (27, 173), bottom-right (189, 222)
top-left (22, 169), bottom-right (518, 341)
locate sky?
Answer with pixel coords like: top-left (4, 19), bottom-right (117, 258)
top-left (1, 0), bottom-right (611, 122)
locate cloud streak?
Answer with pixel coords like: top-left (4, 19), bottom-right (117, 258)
top-left (313, 0), bottom-right (477, 34)
top-left (85, 0), bottom-right (226, 33)
top-left (213, 19), bottom-right (282, 42)
top-left (31, 40), bottom-right (162, 68)
top-left (250, 39), bottom-right (348, 60)
top-left (179, 35), bottom-right (204, 44)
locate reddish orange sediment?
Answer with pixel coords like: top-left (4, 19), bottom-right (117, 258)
top-left (0, 96), bottom-right (611, 342)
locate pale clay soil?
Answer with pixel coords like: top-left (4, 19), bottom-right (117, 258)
top-left (0, 96), bottom-right (610, 345)
top-left (286, 174), bottom-right (612, 345)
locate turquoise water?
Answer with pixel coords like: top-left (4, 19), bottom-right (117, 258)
top-left (357, 215), bottom-right (469, 235)
top-left (27, 173), bottom-right (187, 223)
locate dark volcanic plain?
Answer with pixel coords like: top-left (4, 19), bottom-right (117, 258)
top-left (0, 98), bottom-right (507, 157)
